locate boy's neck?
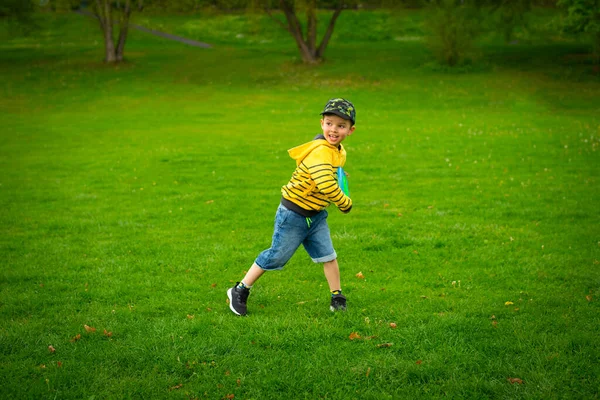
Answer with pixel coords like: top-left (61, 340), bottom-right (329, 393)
top-left (313, 134), bottom-right (342, 150)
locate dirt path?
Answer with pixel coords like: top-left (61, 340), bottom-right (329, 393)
top-left (75, 9), bottom-right (212, 49)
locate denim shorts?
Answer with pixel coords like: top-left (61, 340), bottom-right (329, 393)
top-left (255, 204), bottom-right (337, 271)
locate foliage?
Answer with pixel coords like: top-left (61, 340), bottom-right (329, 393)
top-left (0, 0), bottom-right (35, 17)
top-left (424, 0), bottom-right (483, 66)
top-left (40, 0), bottom-right (82, 12)
top-left (143, 0), bottom-right (251, 12)
top-left (558, 0), bottom-right (600, 62)
top-left (423, 0), bottom-right (537, 67)
top-left (0, 0), bottom-right (37, 35)
top-left (491, 0), bottom-right (532, 43)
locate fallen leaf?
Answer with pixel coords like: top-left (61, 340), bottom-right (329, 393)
top-left (225, 370), bottom-right (231, 376)
top-left (211, 283), bottom-right (217, 288)
top-left (505, 301), bottom-right (514, 306)
top-left (491, 315), bottom-right (496, 320)
top-left (586, 295), bottom-right (593, 302)
top-left (384, 204), bottom-right (389, 208)
top-left (492, 320), bottom-right (498, 328)
top-left (40, 364), bottom-right (46, 369)
top-left (236, 379), bottom-right (241, 387)
top-left (70, 334), bottom-right (81, 343)
top-left (380, 288), bottom-right (386, 291)
top-left (420, 295), bottom-right (428, 299)
top-left (507, 377), bottom-right (524, 384)
top-left (48, 345), bottom-right (56, 353)
top-left (169, 383), bottom-right (183, 391)
top-left (389, 322), bottom-right (397, 329)
top-left (103, 329), bottom-right (113, 337)
top-left (413, 250), bottom-right (419, 255)
top-left (427, 205), bottom-right (434, 209)
top-left (205, 200), bottom-right (214, 204)
top-left (84, 325), bottom-right (96, 333)
top-left (356, 272), bottom-right (365, 279)
top-left (206, 308), bottom-right (213, 312)
top-left (225, 395), bottom-right (235, 400)
top-left (187, 314), bottom-right (195, 319)
top-left (366, 367), bottom-right (371, 377)
top-left (349, 332), bottom-right (361, 340)
top-left (416, 360), bottom-right (423, 365)
top-left (57, 361), bottom-right (62, 368)
top-left (377, 343), bottom-right (393, 348)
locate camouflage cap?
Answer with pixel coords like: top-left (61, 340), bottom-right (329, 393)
top-left (320, 98), bottom-right (356, 125)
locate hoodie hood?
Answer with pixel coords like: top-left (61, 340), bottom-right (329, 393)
top-left (288, 138), bottom-right (345, 166)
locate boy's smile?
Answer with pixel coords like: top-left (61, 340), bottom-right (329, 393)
top-left (320, 115), bottom-right (355, 146)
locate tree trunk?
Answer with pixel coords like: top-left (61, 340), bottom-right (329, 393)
top-left (272, 0), bottom-right (346, 64)
top-left (116, 0), bottom-right (132, 62)
top-left (95, 0), bottom-right (117, 63)
top-left (316, 5), bottom-right (343, 60)
top-left (279, 0), bottom-right (318, 63)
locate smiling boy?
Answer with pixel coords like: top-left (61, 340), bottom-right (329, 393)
top-left (227, 98), bottom-right (356, 316)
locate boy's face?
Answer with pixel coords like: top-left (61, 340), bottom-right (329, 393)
top-left (320, 114), bottom-right (355, 147)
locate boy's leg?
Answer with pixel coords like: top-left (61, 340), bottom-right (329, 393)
top-left (241, 263), bottom-right (265, 287)
top-left (302, 212), bottom-right (346, 311)
top-left (323, 259), bottom-right (341, 292)
top-left (228, 263), bottom-right (266, 316)
top-left (228, 205), bottom-right (306, 316)
top-left (324, 259), bottom-right (347, 311)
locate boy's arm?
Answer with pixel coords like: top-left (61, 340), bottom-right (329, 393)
top-left (304, 148), bottom-right (352, 213)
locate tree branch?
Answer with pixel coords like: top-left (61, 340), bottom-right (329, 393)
top-left (307, 0), bottom-right (317, 53)
top-left (317, 1), bottom-right (344, 58)
top-left (280, 0), bottom-right (305, 40)
top-left (93, 0), bottom-right (105, 30)
top-left (264, 4), bottom-right (291, 33)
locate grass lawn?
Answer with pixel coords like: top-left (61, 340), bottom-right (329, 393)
top-left (0, 8), bottom-right (599, 399)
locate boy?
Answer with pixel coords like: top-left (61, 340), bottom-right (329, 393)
top-left (227, 98), bottom-right (356, 316)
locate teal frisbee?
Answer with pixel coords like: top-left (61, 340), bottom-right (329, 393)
top-left (337, 166), bottom-right (350, 196)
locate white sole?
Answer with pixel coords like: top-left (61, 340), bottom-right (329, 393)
top-left (227, 288), bottom-right (243, 316)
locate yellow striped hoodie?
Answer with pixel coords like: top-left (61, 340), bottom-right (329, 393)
top-left (281, 136), bottom-right (352, 216)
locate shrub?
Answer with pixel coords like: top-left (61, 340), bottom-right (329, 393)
top-left (424, 0), bottom-right (482, 66)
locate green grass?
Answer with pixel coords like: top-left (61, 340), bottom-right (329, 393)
top-left (1, 9), bottom-right (599, 399)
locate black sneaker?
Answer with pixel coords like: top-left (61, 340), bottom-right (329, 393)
top-left (330, 293), bottom-right (347, 312)
top-left (227, 283), bottom-right (250, 316)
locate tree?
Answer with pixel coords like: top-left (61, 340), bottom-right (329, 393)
top-left (424, 0), bottom-right (534, 67)
top-left (92, 0), bottom-right (144, 63)
top-left (262, 0), bottom-right (352, 64)
top-left (491, 0), bottom-right (532, 43)
top-left (424, 0), bottom-right (483, 67)
top-left (558, 0), bottom-right (600, 63)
